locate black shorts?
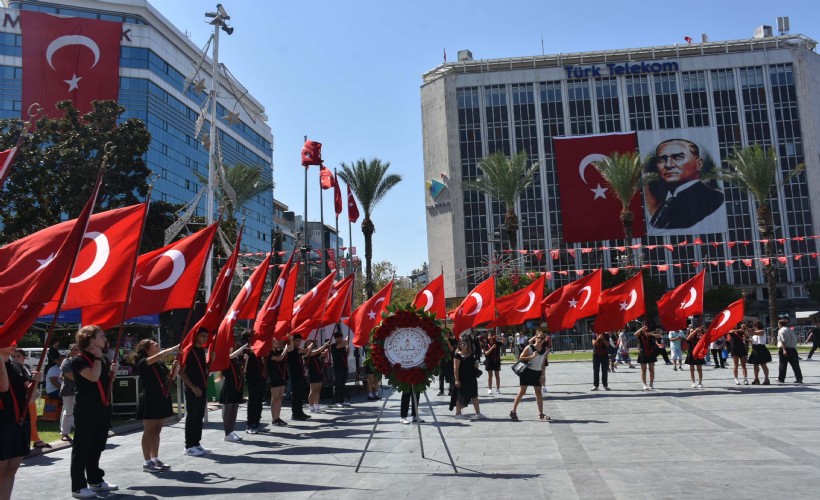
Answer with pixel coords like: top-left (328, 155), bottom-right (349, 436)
top-left (0, 421), bottom-right (31, 460)
top-left (136, 393), bottom-right (173, 420)
top-left (484, 362), bottom-right (501, 371)
top-left (519, 368), bottom-right (542, 387)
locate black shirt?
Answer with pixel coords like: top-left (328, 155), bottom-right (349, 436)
top-left (70, 351), bottom-right (111, 410)
top-left (184, 346), bottom-right (207, 390)
top-left (1, 360), bottom-right (30, 425)
top-left (137, 358), bottom-right (170, 401)
top-left (287, 348), bottom-right (305, 382)
top-left (330, 343), bottom-right (348, 370)
top-left (244, 350), bottom-right (265, 383)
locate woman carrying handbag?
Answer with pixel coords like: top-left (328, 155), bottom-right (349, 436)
top-left (510, 331), bottom-right (550, 421)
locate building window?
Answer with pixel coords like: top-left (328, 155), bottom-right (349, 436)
top-left (681, 71), bottom-right (710, 127)
top-left (566, 80), bottom-right (593, 135)
top-left (595, 77), bottom-right (621, 133)
top-left (654, 73), bottom-right (681, 129)
top-left (540, 81), bottom-right (565, 249)
top-left (511, 83), bottom-right (544, 261)
top-left (625, 75), bottom-right (652, 131)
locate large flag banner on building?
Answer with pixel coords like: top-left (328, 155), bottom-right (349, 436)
top-left (656, 270), bottom-right (705, 331)
top-left (638, 128), bottom-right (727, 236)
top-left (21, 11), bottom-right (121, 117)
top-left (593, 271), bottom-right (645, 333)
top-left (553, 132), bottom-right (645, 243)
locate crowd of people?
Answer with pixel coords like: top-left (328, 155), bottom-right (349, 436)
top-left (1, 317), bottom-right (817, 498)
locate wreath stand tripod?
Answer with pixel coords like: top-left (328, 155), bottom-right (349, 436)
top-left (355, 387), bottom-right (458, 474)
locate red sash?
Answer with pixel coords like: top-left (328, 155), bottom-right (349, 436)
top-left (151, 364), bottom-right (170, 399)
top-left (79, 353), bottom-right (110, 407)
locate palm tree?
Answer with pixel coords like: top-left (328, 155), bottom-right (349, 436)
top-left (723, 144), bottom-right (804, 330)
top-left (337, 158), bottom-right (402, 297)
top-left (462, 151), bottom-right (540, 252)
top-left (593, 152), bottom-right (644, 269)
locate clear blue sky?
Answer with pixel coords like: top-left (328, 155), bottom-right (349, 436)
top-left (156, 0), bottom-right (819, 276)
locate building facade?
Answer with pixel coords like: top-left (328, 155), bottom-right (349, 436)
top-left (0, 0), bottom-right (274, 253)
top-left (422, 32), bottom-right (820, 311)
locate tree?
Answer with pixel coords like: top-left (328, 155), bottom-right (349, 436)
top-left (0, 100), bottom-right (151, 242)
top-left (807, 281), bottom-right (820, 306)
top-left (723, 144), bottom-right (804, 328)
top-left (593, 152), bottom-right (644, 269)
top-left (337, 158), bottom-right (402, 297)
top-left (462, 151), bottom-right (539, 252)
top-left (350, 261), bottom-right (420, 308)
top-left (703, 285), bottom-right (743, 314)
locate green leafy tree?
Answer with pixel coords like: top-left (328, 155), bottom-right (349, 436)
top-left (338, 158), bottom-right (402, 297)
top-left (462, 151), bottom-right (539, 251)
top-left (593, 152), bottom-right (644, 270)
top-left (703, 285), bottom-right (743, 314)
top-left (723, 144), bottom-right (804, 328)
top-left (350, 260), bottom-right (420, 308)
top-left (0, 100), bottom-right (151, 242)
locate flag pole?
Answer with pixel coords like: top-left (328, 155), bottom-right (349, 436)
top-left (334, 168), bottom-right (340, 278)
top-left (26, 153), bottom-right (108, 423)
top-left (319, 169), bottom-right (326, 279)
top-left (108, 184), bottom-right (154, 396)
top-left (302, 135), bottom-right (310, 293)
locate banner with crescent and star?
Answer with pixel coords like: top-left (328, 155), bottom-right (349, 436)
top-left (21, 11), bottom-right (121, 117)
top-left (553, 132), bottom-right (646, 243)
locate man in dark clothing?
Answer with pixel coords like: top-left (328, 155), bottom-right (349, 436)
top-left (288, 334), bottom-right (310, 421)
top-left (179, 329), bottom-right (209, 456)
top-left (243, 333), bottom-right (266, 434)
top-left (807, 319), bottom-right (820, 359)
top-left (330, 331), bottom-right (350, 407)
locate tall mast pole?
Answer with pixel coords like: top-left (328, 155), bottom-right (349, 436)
top-left (205, 14), bottom-right (221, 300)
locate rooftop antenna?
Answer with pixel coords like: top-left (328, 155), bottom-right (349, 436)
top-left (541, 34), bottom-right (544, 56)
top-left (776, 16), bottom-right (790, 36)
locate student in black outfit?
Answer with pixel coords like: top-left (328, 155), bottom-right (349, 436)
top-left (400, 389), bottom-right (424, 424)
top-left (70, 325), bottom-right (118, 498)
top-left (635, 326), bottom-right (661, 391)
top-left (807, 319), bottom-right (820, 359)
top-left (1, 343), bottom-right (39, 499)
top-left (267, 340), bottom-right (291, 426)
top-left (242, 333), bottom-right (266, 435)
top-left (135, 339), bottom-right (178, 473)
top-left (288, 334), bottom-right (311, 421)
top-left (179, 329), bottom-right (209, 457)
top-left (221, 339), bottom-right (247, 443)
top-left (330, 330), bottom-right (351, 408)
top-left (591, 332), bottom-right (610, 391)
top-left (437, 331), bottom-right (456, 396)
top-left (483, 332), bottom-right (502, 395)
top-left (306, 339), bottom-right (332, 413)
top-left (727, 325), bottom-right (750, 385)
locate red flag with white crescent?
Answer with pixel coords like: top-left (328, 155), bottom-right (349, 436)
top-left (553, 133), bottom-right (645, 243)
top-left (21, 11), bottom-right (121, 117)
top-left (593, 271), bottom-right (645, 333)
top-left (347, 185), bottom-right (360, 223)
top-left (487, 275), bottom-right (545, 328)
top-left (0, 147), bottom-right (19, 188)
top-left (412, 274), bottom-right (446, 320)
top-left (692, 298), bottom-right (744, 359)
top-left (347, 281), bottom-right (393, 347)
top-left (452, 276), bottom-right (495, 339)
top-left (321, 274), bottom-right (355, 327)
top-left (290, 271), bottom-right (337, 337)
top-left (542, 269), bottom-right (603, 331)
top-left (656, 270), bottom-right (705, 331)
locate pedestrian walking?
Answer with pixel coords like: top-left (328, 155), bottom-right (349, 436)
top-left (777, 319), bottom-right (803, 383)
top-left (483, 332), bottom-right (501, 395)
top-left (591, 332), bottom-right (610, 391)
top-left (510, 331), bottom-right (550, 421)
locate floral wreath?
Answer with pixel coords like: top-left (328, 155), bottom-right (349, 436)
top-left (366, 304), bottom-right (449, 394)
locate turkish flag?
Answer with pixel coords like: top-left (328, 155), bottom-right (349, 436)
top-left (251, 253), bottom-right (297, 357)
top-left (0, 169), bottom-right (102, 347)
top-left (0, 147), bottom-right (19, 189)
top-left (82, 223), bottom-right (218, 328)
top-left (180, 228), bottom-right (243, 365)
top-left (0, 204), bottom-right (144, 321)
top-left (452, 276), bottom-right (495, 339)
top-left (21, 11), bottom-right (121, 117)
top-left (412, 274), bottom-right (446, 320)
top-left (320, 166), bottom-right (336, 190)
top-left (347, 185), bottom-right (360, 223)
top-left (301, 140), bottom-right (323, 166)
top-left (553, 133), bottom-right (645, 243)
top-left (347, 281), bottom-right (393, 347)
top-left (692, 298), bottom-right (744, 359)
top-left (543, 269), bottom-right (603, 331)
top-left (657, 270), bottom-right (705, 331)
top-left (593, 271), bottom-right (645, 333)
top-left (488, 275), bottom-right (545, 327)
top-left (211, 252), bottom-right (273, 373)
top-left (291, 271), bottom-right (337, 337)
top-left (334, 178), bottom-right (343, 216)
top-left (39, 203), bottom-right (147, 316)
top-left (321, 274), bottom-right (355, 327)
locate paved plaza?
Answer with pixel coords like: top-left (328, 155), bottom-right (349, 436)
top-left (14, 359), bottom-right (820, 499)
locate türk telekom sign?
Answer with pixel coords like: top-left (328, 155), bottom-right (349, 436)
top-left (564, 60), bottom-right (679, 78)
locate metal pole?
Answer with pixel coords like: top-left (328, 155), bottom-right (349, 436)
top-left (355, 391), bottom-right (391, 473)
top-left (205, 18), bottom-right (220, 301)
top-left (303, 135), bottom-right (310, 292)
top-left (348, 218), bottom-right (353, 281)
top-left (412, 388), bottom-right (425, 458)
top-left (422, 391), bottom-right (458, 473)
top-left (334, 168), bottom-right (340, 277)
top-left (319, 171), bottom-right (326, 276)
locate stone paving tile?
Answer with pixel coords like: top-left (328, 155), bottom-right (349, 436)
top-left (12, 359), bottom-right (820, 499)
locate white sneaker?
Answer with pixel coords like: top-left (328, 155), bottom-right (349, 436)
top-left (334, 403), bottom-right (345, 408)
top-left (472, 413), bottom-right (486, 420)
top-left (541, 387), bottom-right (548, 394)
top-left (692, 383), bottom-right (697, 388)
top-left (308, 406), bottom-right (316, 413)
top-left (400, 418), bottom-right (411, 425)
top-left (698, 383), bottom-right (703, 388)
top-left (734, 378), bottom-right (740, 385)
top-left (743, 379), bottom-right (749, 385)
top-left (315, 405), bottom-right (324, 413)
top-left (184, 446), bottom-right (204, 457)
top-left (649, 384), bottom-right (654, 390)
top-left (195, 445), bottom-right (211, 455)
top-left (224, 432), bottom-right (242, 442)
top-left (412, 416), bottom-right (425, 423)
top-left (495, 388), bottom-right (501, 395)
top-left (342, 402), bottom-right (351, 407)
top-left (89, 481), bottom-right (118, 492)
top-left (487, 389), bottom-right (493, 396)
top-left (642, 385), bottom-right (649, 391)
top-left (72, 488), bottom-right (97, 499)
top-left (454, 414), bottom-right (469, 419)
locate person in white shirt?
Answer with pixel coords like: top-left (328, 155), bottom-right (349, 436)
top-left (668, 330), bottom-right (685, 371)
top-left (776, 319), bottom-right (803, 383)
top-left (747, 321), bottom-right (771, 385)
top-left (45, 355), bottom-right (64, 399)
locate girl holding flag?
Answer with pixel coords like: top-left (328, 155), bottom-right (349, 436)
top-left (135, 339), bottom-right (178, 473)
top-left (684, 326), bottom-right (706, 388)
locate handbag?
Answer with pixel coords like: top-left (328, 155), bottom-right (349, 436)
top-left (511, 360), bottom-right (530, 375)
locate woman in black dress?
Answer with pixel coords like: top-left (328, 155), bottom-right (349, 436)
top-left (748, 321), bottom-right (772, 385)
top-left (727, 324), bottom-right (749, 385)
top-left (306, 339), bottom-right (331, 413)
top-left (1, 344), bottom-right (39, 499)
top-left (220, 339), bottom-right (247, 443)
top-left (635, 326), bottom-right (661, 391)
top-left (135, 340), bottom-right (178, 473)
top-left (453, 339), bottom-right (483, 420)
top-left (685, 326), bottom-right (706, 388)
top-left (511, 332), bottom-right (550, 421)
top-left (483, 332), bottom-right (502, 396)
top-left (267, 340), bottom-right (291, 426)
